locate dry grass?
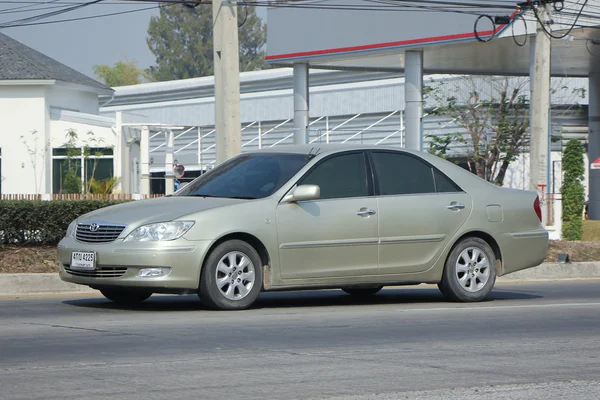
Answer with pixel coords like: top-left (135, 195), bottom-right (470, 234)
top-left (545, 240), bottom-right (600, 263)
top-left (0, 246), bottom-right (59, 274)
top-left (582, 220), bottom-right (600, 242)
top-left (3, 237), bottom-right (600, 274)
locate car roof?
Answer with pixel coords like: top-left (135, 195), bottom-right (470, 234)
top-left (256, 143), bottom-right (422, 157)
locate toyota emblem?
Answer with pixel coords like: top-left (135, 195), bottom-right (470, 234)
top-left (89, 223), bottom-right (100, 232)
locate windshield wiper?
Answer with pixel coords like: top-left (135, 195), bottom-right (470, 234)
top-left (186, 194), bottom-right (222, 198)
top-left (184, 194), bottom-right (256, 200)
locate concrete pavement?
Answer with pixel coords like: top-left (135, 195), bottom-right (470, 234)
top-left (1, 262), bottom-right (600, 296)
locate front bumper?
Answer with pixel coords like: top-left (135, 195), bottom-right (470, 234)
top-left (57, 236), bottom-right (212, 291)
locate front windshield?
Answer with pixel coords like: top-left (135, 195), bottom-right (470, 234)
top-left (176, 152), bottom-right (310, 199)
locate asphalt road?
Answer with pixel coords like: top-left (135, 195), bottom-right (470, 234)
top-left (1, 282), bottom-right (599, 400)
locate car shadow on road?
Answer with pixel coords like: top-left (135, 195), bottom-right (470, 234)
top-left (61, 286), bottom-right (542, 312)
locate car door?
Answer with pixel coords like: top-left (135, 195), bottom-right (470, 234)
top-left (369, 151), bottom-right (472, 275)
top-left (276, 151), bottom-right (379, 280)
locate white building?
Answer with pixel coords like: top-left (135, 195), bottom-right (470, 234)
top-left (0, 32), bottom-right (115, 195)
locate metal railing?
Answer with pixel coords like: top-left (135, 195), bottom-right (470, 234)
top-left (139, 110), bottom-right (407, 171)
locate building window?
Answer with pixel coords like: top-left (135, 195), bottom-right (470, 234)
top-left (52, 147), bottom-right (114, 194)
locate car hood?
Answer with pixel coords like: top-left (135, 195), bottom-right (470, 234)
top-left (77, 196), bottom-right (246, 226)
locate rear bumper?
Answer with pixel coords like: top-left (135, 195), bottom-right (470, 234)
top-left (497, 229), bottom-right (549, 276)
top-left (57, 236), bottom-right (212, 291)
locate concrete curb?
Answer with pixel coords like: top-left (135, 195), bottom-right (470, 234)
top-left (0, 273), bottom-right (97, 296)
top-left (497, 262), bottom-right (600, 282)
top-left (1, 263), bottom-right (600, 297)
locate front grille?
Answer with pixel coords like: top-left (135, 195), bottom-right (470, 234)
top-left (64, 266), bottom-right (127, 278)
top-left (76, 223), bottom-right (126, 243)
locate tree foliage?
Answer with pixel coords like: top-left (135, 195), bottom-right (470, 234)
top-left (425, 76), bottom-right (585, 187)
top-left (426, 77), bottom-right (530, 186)
top-left (93, 59), bottom-right (148, 87)
top-left (146, 5), bottom-right (267, 81)
top-left (561, 139), bottom-right (585, 241)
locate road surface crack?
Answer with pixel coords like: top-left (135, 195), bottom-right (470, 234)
top-left (23, 322), bottom-right (150, 337)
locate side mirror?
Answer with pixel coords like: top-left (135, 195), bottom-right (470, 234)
top-left (282, 184), bottom-right (320, 203)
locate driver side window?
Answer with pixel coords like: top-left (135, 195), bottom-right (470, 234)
top-left (299, 153), bottom-right (369, 200)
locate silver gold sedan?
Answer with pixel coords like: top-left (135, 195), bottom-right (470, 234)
top-left (58, 144), bottom-right (548, 310)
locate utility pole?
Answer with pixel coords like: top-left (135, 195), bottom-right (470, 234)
top-left (212, 0), bottom-right (241, 164)
top-left (529, 2), bottom-right (552, 225)
top-left (164, 129), bottom-right (175, 196)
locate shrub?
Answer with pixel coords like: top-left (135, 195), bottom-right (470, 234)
top-left (0, 200), bottom-right (129, 245)
top-left (561, 139), bottom-right (585, 241)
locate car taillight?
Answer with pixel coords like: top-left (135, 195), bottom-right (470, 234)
top-left (534, 196), bottom-right (542, 222)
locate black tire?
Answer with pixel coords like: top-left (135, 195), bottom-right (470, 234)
top-left (100, 289), bottom-right (152, 306)
top-left (199, 240), bottom-right (263, 310)
top-left (341, 286), bottom-right (383, 296)
top-left (438, 237), bottom-right (497, 302)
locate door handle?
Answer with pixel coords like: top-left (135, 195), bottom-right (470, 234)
top-left (356, 209), bottom-right (376, 216)
top-left (447, 204), bottom-right (465, 210)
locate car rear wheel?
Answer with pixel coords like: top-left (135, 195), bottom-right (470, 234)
top-left (341, 286), bottom-right (383, 296)
top-left (100, 289), bottom-right (152, 306)
top-left (199, 240), bottom-right (263, 310)
top-left (438, 237), bottom-right (497, 302)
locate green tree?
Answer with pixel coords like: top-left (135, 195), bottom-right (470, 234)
top-left (426, 77), bottom-right (530, 186)
top-left (561, 139), bottom-right (585, 241)
top-left (93, 59), bottom-right (148, 87)
top-left (146, 5), bottom-right (267, 81)
top-left (425, 76), bottom-right (585, 186)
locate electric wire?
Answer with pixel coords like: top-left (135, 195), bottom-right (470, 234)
top-left (1, 0), bottom-right (599, 45)
top-left (529, 0), bottom-right (590, 39)
top-left (511, 12), bottom-right (528, 45)
top-left (0, 0), bottom-right (104, 28)
top-left (0, 3), bottom-right (159, 27)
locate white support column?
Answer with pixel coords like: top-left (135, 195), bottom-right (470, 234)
top-left (213, 0), bottom-right (241, 165)
top-left (293, 63), bottom-right (309, 145)
top-left (258, 121), bottom-right (262, 149)
top-left (588, 69), bottom-right (600, 219)
top-left (113, 112), bottom-right (125, 193)
top-left (404, 51), bottom-right (423, 151)
top-left (123, 141), bottom-right (131, 194)
top-left (132, 156), bottom-right (139, 195)
top-left (165, 130), bottom-right (174, 196)
top-left (140, 126), bottom-right (150, 196)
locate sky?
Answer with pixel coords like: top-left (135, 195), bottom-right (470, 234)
top-left (0, 2), bottom-right (267, 80)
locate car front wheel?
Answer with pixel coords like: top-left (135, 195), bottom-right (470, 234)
top-left (438, 237), bottom-right (497, 302)
top-left (199, 240), bottom-right (263, 310)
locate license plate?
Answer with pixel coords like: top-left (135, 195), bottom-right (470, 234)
top-left (71, 251), bottom-right (96, 270)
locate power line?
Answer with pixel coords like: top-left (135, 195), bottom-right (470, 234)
top-left (0, 0), bottom-right (59, 14)
top-left (0, 3), bottom-right (75, 15)
top-left (0, 4), bottom-right (156, 27)
top-left (0, 0), bottom-right (104, 28)
top-left (527, 0), bottom-right (590, 39)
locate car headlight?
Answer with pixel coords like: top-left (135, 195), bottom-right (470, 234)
top-left (123, 221), bottom-right (195, 242)
top-left (66, 220), bottom-right (77, 237)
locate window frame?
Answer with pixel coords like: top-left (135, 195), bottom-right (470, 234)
top-left (366, 150), bottom-right (464, 197)
top-left (289, 150), bottom-right (375, 202)
top-left (51, 146), bottom-right (114, 194)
